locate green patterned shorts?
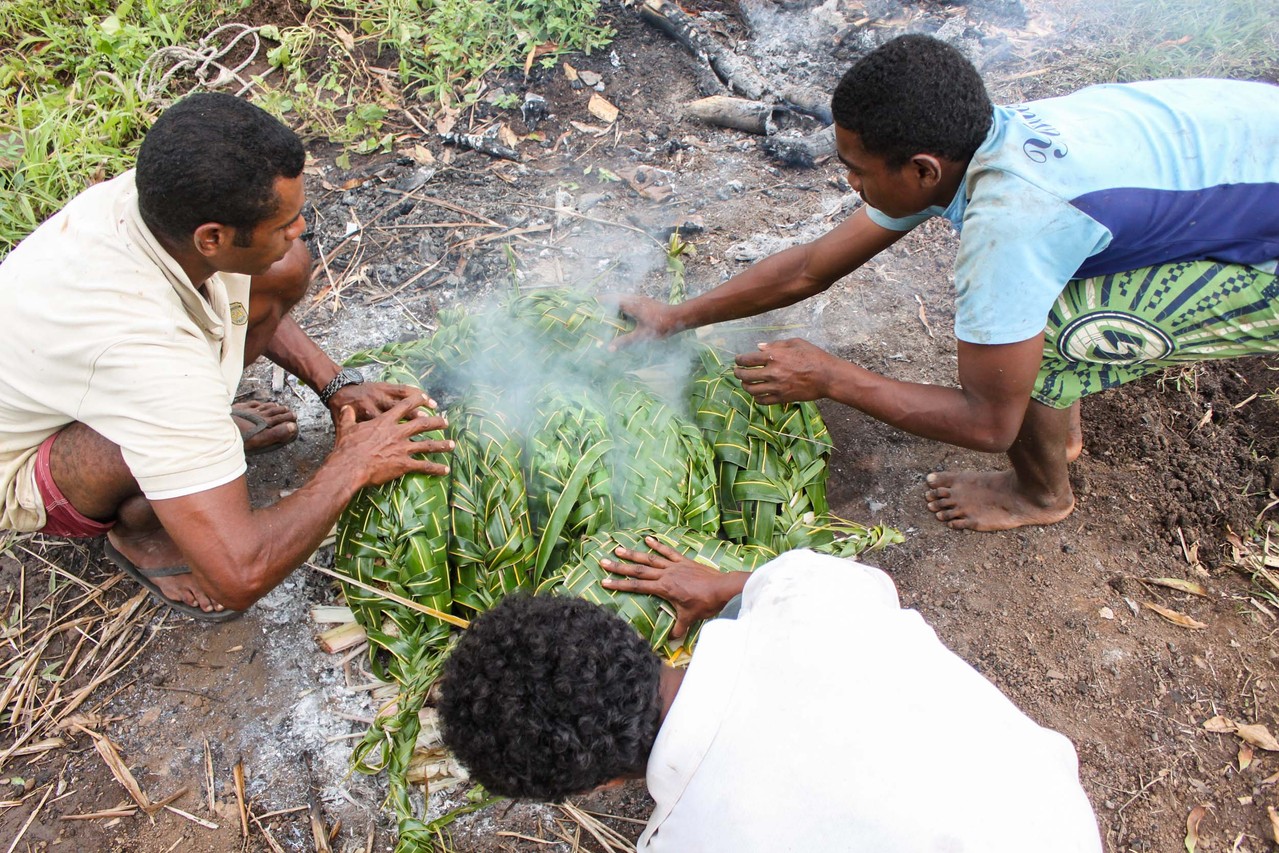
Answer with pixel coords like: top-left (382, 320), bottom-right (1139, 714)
top-left (1032, 260), bottom-right (1279, 409)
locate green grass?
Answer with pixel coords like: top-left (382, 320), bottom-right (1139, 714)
top-left (1080, 0), bottom-right (1279, 81)
top-left (0, 0), bottom-right (614, 253)
top-left (0, 0), bottom-right (234, 252)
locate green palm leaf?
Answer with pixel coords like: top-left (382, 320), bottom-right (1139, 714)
top-left (537, 527), bottom-right (775, 656)
top-left (447, 388), bottom-right (537, 614)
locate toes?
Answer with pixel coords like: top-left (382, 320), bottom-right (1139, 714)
top-left (237, 399), bottom-right (297, 426)
top-left (924, 487), bottom-right (951, 502)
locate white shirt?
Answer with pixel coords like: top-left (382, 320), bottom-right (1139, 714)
top-left (640, 551), bottom-right (1102, 852)
top-left (0, 171), bottom-right (249, 529)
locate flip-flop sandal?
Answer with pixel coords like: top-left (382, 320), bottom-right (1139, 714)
top-left (103, 540), bottom-right (243, 623)
top-left (233, 408), bottom-right (298, 457)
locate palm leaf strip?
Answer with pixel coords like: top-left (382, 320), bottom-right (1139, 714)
top-left (447, 391), bottom-right (537, 613)
top-left (538, 527), bottom-right (775, 656)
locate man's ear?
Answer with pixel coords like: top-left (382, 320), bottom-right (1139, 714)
top-left (192, 222), bottom-right (233, 259)
top-left (909, 153), bottom-right (944, 189)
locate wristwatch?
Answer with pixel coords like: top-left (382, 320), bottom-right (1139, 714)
top-left (318, 367), bottom-right (365, 405)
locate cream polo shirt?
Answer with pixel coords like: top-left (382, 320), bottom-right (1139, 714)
top-left (0, 170), bottom-right (249, 531)
top-left (640, 551), bottom-right (1102, 852)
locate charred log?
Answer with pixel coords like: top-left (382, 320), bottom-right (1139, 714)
top-left (763, 125), bottom-right (836, 169)
top-left (439, 132), bottom-right (521, 162)
top-left (637, 0), bottom-right (770, 101)
top-left (685, 96), bottom-right (777, 135)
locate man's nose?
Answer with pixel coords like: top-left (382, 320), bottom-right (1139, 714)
top-left (847, 171), bottom-right (862, 193)
top-left (288, 216), bottom-right (307, 240)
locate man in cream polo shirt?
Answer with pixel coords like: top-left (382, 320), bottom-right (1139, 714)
top-left (0, 93), bottom-right (452, 620)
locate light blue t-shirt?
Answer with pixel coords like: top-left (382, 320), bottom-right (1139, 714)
top-left (867, 79), bottom-right (1279, 345)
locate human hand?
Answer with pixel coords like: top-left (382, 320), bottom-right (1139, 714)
top-left (327, 381), bottom-right (437, 423)
top-left (600, 536), bottom-right (749, 639)
top-left (607, 294), bottom-right (678, 350)
top-left (332, 392), bottom-right (453, 485)
top-left (732, 338), bottom-right (835, 404)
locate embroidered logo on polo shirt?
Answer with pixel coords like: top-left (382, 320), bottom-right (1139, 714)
top-left (229, 302), bottom-right (248, 325)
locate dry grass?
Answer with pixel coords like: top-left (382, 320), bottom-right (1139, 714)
top-left (0, 534), bottom-right (162, 772)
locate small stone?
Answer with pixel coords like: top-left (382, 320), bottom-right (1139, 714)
top-left (1099, 606), bottom-right (1114, 620)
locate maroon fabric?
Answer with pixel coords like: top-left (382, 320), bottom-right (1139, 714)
top-left (33, 432), bottom-right (114, 538)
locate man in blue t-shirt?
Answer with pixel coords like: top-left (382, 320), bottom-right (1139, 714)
top-left (616, 34), bottom-right (1279, 532)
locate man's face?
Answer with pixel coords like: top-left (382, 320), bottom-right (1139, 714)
top-left (834, 127), bottom-right (930, 220)
top-left (222, 175), bottom-right (307, 276)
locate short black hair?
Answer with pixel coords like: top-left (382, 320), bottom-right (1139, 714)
top-left (136, 92), bottom-right (304, 244)
top-left (831, 34), bottom-right (992, 167)
top-left (438, 595), bottom-right (662, 802)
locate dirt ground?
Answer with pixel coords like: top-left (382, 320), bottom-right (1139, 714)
top-left (4, 0), bottom-right (1279, 850)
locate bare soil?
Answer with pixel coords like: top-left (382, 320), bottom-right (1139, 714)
top-left (4, 0), bottom-right (1279, 851)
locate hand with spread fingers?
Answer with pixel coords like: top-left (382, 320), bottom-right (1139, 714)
top-left (327, 381), bottom-right (438, 422)
top-left (600, 536), bottom-right (750, 639)
top-left (333, 393), bottom-right (453, 483)
top-left (733, 338), bottom-right (838, 405)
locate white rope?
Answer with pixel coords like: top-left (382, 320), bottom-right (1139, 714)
top-left (135, 23), bottom-right (264, 104)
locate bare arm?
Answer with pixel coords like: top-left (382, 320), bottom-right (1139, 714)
top-left (735, 335), bottom-right (1045, 453)
top-left (149, 396), bottom-right (452, 610)
top-left (264, 313), bottom-right (435, 420)
top-left (615, 208), bottom-right (906, 344)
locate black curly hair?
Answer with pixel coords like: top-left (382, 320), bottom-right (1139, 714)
top-left (831, 34), bottom-right (992, 167)
top-left (438, 595), bottom-right (663, 802)
top-left (136, 92), bottom-right (304, 246)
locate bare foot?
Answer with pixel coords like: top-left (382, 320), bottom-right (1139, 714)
top-left (233, 399), bottom-right (297, 455)
top-left (924, 470), bottom-right (1075, 532)
top-left (106, 528), bottom-right (225, 612)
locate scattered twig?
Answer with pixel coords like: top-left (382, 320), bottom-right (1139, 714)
top-left (6, 783), bottom-right (54, 853)
top-left (306, 562), bottom-right (470, 628)
top-left (234, 760), bottom-right (249, 840)
top-left (914, 294), bottom-right (935, 338)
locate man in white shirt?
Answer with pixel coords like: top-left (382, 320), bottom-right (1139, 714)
top-left (0, 93), bottom-right (452, 619)
top-left (439, 540), bottom-right (1102, 851)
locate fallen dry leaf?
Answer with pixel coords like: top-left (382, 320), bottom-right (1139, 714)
top-left (1262, 769), bottom-right (1279, 785)
top-left (497, 124), bottom-right (520, 149)
top-left (1185, 804), bottom-right (1208, 853)
top-left (1269, 806), bottom-right (1279, 845)
top-left (1144, 577), bottom-right (1209, 597)
top-left (588, 93), bottom-right (619, 124)
top-left (569, 120), bottom-right (611, 136)
top-left (1201, 716), bottom-right (1279, 751)
top-left (1204, 715), bottom-right (1237, 733)
top-left (1234, 723), bottom-right (1279, 752)
top-left (1239, 744), bottom-right (1254, 771)
top-left (1143, 601), bottom-right (1207, 629)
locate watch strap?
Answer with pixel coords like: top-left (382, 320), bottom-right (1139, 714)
top-left (318, 368), bottom-right (364, 405)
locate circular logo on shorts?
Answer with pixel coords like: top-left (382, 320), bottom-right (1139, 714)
top-left (1056, 311), bottom-right (1175, 364)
